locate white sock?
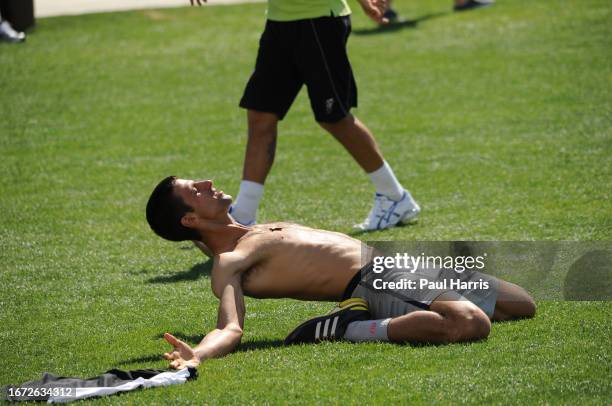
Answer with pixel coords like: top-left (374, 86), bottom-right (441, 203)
top-left (343, 318), bottom-right (391, 342)
top-left (231, 180), bottom-right (264, 224)
top-left (368, 161), bottom-right (404, 201)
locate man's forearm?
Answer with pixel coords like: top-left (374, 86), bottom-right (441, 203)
top-left (193, 326), bottom-right (242, 361)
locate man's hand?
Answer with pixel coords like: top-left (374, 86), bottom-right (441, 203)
top-left (357, 0), bottom-right (389, 24)
top-left (190, 0), bottom-right (207, 6)
top-left (163, 333), bottom-right (201, 369)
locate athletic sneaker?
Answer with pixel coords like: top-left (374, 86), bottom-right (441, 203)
top-left (354, 190), bottom-right (420, 231)
top-left (454, 0), bottom-right (494, 12)
top-left (228, 206), bottom-right (256, 226)
top-left (284, 298), bottom-right (371, 345)
top-left (0, 20), bottom-right (25, 43)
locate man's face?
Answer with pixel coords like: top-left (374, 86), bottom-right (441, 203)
top-left (173, 178), bottom-right (233, 221)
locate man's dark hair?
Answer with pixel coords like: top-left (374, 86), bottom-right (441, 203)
top-left (146, 176), bottom-right (201, 242)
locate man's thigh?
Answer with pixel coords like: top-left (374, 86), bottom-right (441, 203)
top-left (239, 20), bottom-right (303, 120)
top-left (295, 16), bottom-right (357, 123)
top-left (353, 267), bottom-right (499, 319)
top-left (388, 292), bottom-right (491, 343)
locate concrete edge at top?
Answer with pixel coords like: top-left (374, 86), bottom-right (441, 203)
top-left (35, 0), bottom-right (264, 18)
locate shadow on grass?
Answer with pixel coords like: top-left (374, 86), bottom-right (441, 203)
top-left (352, 12), bottom-right (448, 36)
top-left (119, 333), bottom-right (490, 367)
top-left (157, 331), bottom-right (490, 350)
top-left (154, 332), bottom-right (204, 344)
top-left (153, 332), bottom-right (285, 352)
top-left (115, 334), bottom-right (286, 366)
top-left (116, 354), bottom-right (163, 366)
top-left (145, 260), bottom-right (213, 284)
top-left (346, 218), bottom-right (419, 237)
top-left (238, 339), bottom-right (286, 352)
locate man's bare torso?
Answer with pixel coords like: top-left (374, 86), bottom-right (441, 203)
top-left (212, 223), bottom-right (367, 301)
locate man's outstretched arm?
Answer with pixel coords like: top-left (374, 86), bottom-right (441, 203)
top-left (163, 275), bottom-right (245, 369)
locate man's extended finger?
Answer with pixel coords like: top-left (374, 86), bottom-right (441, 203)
top-left (170, 360), bottom-right (180, 369)
top-left (164, 332), bottom-right (183, 347)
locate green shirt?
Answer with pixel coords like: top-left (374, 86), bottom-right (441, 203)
top-left (267, 0), bottom-right (351, 22)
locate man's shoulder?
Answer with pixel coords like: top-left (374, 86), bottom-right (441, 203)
top-left (213, 251), bottom-right (248, 272)
top-left (210, 252), bottom-right (250, 298)
top-left (212, 234), bottom-right (263, 274)
top-left (214, 221), bottom-right (314, 268)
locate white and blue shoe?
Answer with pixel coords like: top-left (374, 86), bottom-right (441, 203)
top-left (354, 190), bottom-right (420, 231)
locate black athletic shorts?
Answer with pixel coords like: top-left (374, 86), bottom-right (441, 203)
top-left (239, 16), bottom-right (357, 123)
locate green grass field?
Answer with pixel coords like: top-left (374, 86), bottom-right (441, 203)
top-left (1, 0), bottom-right (610, 403)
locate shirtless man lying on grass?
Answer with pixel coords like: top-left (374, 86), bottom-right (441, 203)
top-left (146, 177), bottom-right (536, 369)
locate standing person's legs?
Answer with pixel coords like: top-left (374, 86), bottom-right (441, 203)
top-left (319, 114), bottom-right (406, 205)
top-left (233, 20), bottom-right (303, 225)
top-left (230, 110), bottom-right (278, 225)
top-left (300, 16), bottom-right (420, 230)
top-left (318, 114), bottom-right (384, 174)
top-left (242, 110), bottom-right (279, 185)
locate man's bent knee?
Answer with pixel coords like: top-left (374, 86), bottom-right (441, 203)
top-left (444, 303), bottom-right (491, 343)
top-left (317, 113), bottom-right (353, 132)
top-left (247, 110), bottom-right (279, 136)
